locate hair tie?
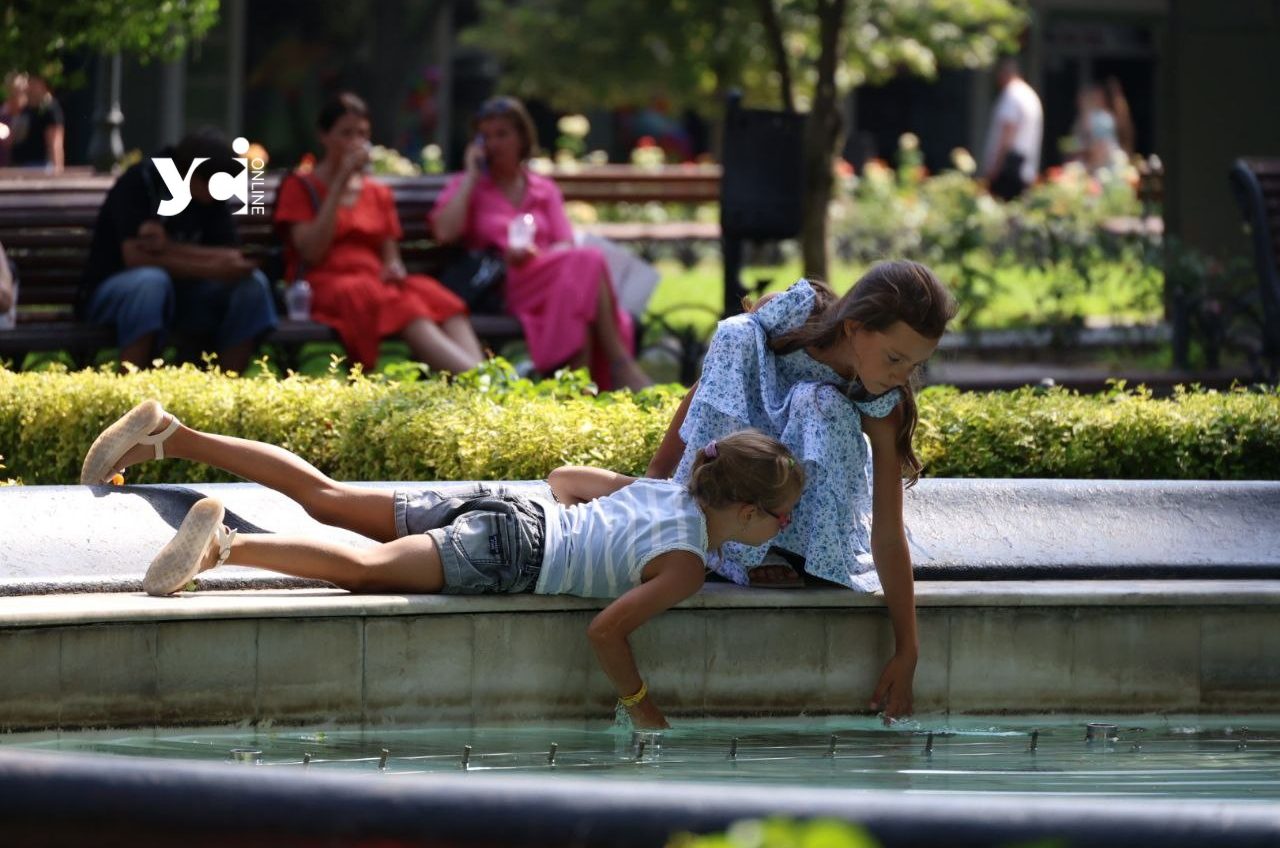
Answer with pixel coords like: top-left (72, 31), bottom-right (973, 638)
top-left (703, 441), bottom-right (718, 459)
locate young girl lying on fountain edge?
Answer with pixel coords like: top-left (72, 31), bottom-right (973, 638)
top-left (81, 401), bottom-right (805, 729)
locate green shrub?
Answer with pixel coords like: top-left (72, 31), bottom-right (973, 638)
top-left (0, 361), bottom-right (683, 485)
top-left (917, 383), bottom-right (1280, 479)
top-left (1, 365), bottom-right (1276, 485)
top-left (668, 818), bottom-right (880, 848)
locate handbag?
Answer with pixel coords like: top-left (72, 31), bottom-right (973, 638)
top-left (438, 248), bottom-right (506, 313)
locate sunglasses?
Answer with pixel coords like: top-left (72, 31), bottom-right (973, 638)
top-left (476, 98), bottom-right (518, 119)
top-left (758, 504), bottom-right (792, 531)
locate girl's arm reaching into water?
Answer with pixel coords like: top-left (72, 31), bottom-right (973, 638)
top-left (586, 550), bottom-right (707, 729)
top-left (863, 407), bottom-right (918, 721)
top-left (547, 466), bottom-right (636, 506)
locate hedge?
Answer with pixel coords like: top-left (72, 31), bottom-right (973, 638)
top-left (1, 363), bottom-right (1276, 485)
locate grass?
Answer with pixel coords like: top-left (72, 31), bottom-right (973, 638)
top-left (645, 256), bottom-right (1166, 338)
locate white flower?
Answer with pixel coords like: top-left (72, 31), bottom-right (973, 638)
top-left (557, 114), bottom-right (590, 138)
top-left (899, 132), bottom-right (919, 152)
top-left (950, 147), bottom-right (977, 175)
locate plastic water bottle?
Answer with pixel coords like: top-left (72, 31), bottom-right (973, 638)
top-left (285, 279), bottom-right (312, 321)
top-left (0, 281), bottom-right (16, 331)
top-left (508, 213), bottom-right (536, 251)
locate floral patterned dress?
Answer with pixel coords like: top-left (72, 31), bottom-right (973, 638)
top-left (673, 279), bottom-right (901, 591)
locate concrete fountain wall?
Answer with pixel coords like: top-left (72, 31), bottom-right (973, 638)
top-left (1, 480), bottom-right (1278, 730)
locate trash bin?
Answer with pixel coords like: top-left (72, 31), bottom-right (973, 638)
top-left (719, 91), bottom-right (805, 316)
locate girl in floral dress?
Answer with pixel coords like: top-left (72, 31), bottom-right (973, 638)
top-left (647, 261), bottom-right (957, 719)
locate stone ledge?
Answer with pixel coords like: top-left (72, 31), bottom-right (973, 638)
top-left (2, 479), bottom-right (1278, 595)
top-left (4, 580), bottom-right (1280, 629)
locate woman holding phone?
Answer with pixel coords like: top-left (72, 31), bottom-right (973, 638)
top-left (430, 95), bottom-right (651, 391)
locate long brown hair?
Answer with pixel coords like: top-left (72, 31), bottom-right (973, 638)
top-left (687, 429), bottom-right (805, 513)
top-left (769, 260), bottom-right (956, 486)
top-left (1104, 77), bottom-right (1135, 156)
top-left (471, 95), bottom-right (540, 162)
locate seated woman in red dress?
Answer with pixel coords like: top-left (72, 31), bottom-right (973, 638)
top-left (430, 96), bottom-right (651, 391)
top-left (274, 92), bottom-right (485, 374)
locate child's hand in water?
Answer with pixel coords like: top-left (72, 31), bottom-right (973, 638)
top-left (869, 651), bottom-right (916, 722)
top-left (627, 696), bottom-right (670, 730)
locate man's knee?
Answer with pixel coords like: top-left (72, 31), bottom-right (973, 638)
top-left (89, 266), bottom-right (176, 325)
top-left (105, 266), bottom-right (175, 299)
top-left (228, 269), bottom-right (277, 309)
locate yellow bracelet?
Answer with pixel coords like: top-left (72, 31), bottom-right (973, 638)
top-left (618, 681), bottom-right (648, 707)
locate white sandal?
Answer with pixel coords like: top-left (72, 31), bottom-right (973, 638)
top-left (80, 399), bottom-right (182, 485)
top-left (143, 497), bottom-right (236, 596)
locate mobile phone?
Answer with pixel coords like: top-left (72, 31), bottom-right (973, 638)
top-left (473, 134), bottom-right (487, 172)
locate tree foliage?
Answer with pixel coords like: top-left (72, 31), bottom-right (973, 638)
top-left (464, 0), bottom-right (1027, 115)
top-left (0, 0), bottom-right (220, 83)
top-left (464, 0), bottom-right (1027, 279)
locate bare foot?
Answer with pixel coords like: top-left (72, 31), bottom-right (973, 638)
top-left (748, 564), bottom-right (805, 588)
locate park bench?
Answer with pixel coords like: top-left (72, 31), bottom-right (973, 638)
top-left (0, 166), bottom-right (720, 370)
top-left (1227, 157), bottom-right (1280, 381)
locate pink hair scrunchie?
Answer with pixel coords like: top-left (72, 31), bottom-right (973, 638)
top-left (703, 440), bottom-right (718, 459)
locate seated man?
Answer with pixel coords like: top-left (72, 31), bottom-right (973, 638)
top-left (79, 129), bottom-right (277, 372)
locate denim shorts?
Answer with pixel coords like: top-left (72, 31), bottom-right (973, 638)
top-left (394, 484), bottom-right (546, 595)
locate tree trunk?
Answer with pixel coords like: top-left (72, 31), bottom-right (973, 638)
top-left (757, 0), bottom-right (795, 112)
top-left (800, 0), bottom-right (848, 281)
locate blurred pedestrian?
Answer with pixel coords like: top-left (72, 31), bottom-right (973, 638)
top-left (981, 57), bottom-right (1043, 201)
top-left (1071, 82), bottom-right (1122, 174)
top-left (9, 74), bottom-right (63, 172)
top-left (1105, 77), bottom-right (1136, 157)
top-left (0, 72), bottom-right (29, 167)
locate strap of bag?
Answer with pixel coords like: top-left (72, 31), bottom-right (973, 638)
top-left (285, 172), bottom-right (322, 282)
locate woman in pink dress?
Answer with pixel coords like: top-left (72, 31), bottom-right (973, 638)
top-left (431, 96), bottom-right (651, 391)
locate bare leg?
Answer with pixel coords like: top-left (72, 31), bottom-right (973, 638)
top-left (441, 314), bottom-right (486, 363)
top-left (119, 334), bottom-right (155, 370)
top-left (214, 532), bottom-right (444, 593)
top-left (402, 317), bottom-right (484, 374)
top-left (217, 339), bottom-right (254, 375)
top-left (590, 275), bottom-right (651, 390)
top-left (570, 334), bottom-right (592, 371)
top-left (115, 416), bottom-right (398, 542)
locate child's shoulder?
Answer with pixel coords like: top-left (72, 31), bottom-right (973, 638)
top-left (749, 278), bottom-right (818, 335)
top-left (628, 477), bottom-right (698, 508)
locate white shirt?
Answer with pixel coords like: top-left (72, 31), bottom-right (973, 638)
top-left (983, 77), bottom-right (1043, 184)
top-left (536, 478), bottom-right (708, 598)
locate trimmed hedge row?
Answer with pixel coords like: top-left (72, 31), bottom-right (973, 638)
top-left (1, 365), bottom-right (1276, 485)
top-left (916, 383), bottom-right (1280, 479)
